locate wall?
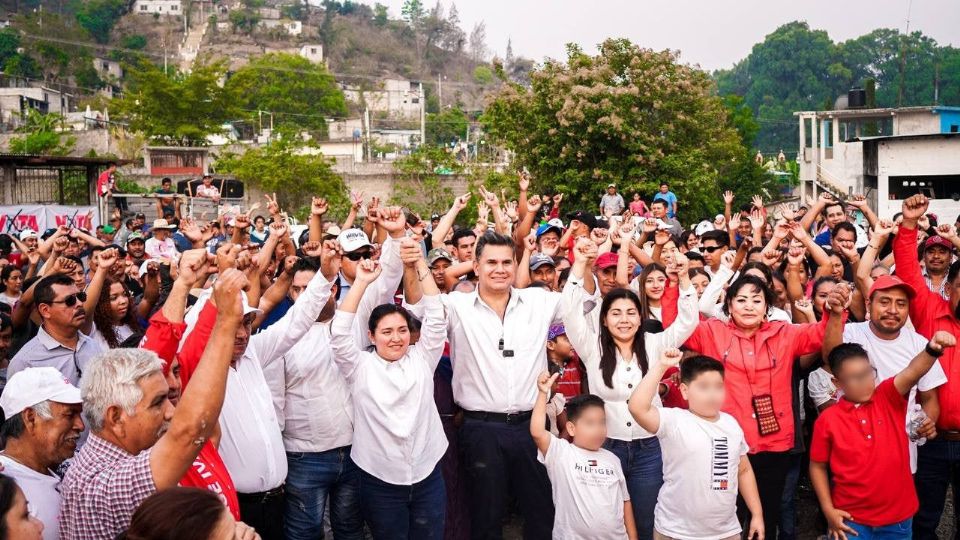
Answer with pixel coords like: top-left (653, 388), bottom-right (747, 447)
top-left (896, 111), bottom-right (941, 136)
top-left (940, 111), bottom-right (960, 134)
top-left (876, 137), bottom-right (960, 218)
top-left (0, 129), bottom-right (112, 155)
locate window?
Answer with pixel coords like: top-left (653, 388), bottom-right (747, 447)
top-left (171, 4), bottom-right (178, 10)
top-left (140, 5), bottom-right (147, 10)
top-left (889, 174), bottom-right (960, 200)
top-left (310, 48), bottom-right (317, 54)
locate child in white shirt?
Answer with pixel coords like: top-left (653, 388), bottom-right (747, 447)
top-left (629, 349), bottom-right (763, 540)
top-left (531, 371), bottom-right (635, 539)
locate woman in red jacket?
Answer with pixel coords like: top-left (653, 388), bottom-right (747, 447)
top-left (683, 274), bottom-right (847, 534)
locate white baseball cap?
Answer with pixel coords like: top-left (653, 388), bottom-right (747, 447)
top-left (0, 367), bottom-right (82, 419)
top-left (337, 228), bottom-right (372, 253)
top-left (18, 229), bottom-right (37, 241)
top-left (694, 220), bottom-right (713, 236)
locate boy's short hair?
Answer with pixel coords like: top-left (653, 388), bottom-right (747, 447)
top-left (680, 355), bottom-right (724, 384)
top-left (700, 230), bottom-right (729, 247)
top-left (565, 394), bottom-right (605, 423)
top-left (828, 343), bottom-right (870, 375)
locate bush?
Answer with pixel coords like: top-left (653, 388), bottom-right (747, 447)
top-left (121, 34), bottom-right (148, 50)
top-left (473, 65), bottom-right (493, 85)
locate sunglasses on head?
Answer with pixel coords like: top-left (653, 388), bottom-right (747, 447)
top-left (702, 246), bottom-right (723, 254)
top-left (345, 250), bottom-right (373, 261)
top-left (49, 291), bottom-right (87, 307)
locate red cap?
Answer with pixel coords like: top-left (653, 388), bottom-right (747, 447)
top-left (868, 275), bottom-right (916, 300)
top-left (595, 252), bottom-right (619, 270)
top-left (924, 235), bottom-right (954, 252)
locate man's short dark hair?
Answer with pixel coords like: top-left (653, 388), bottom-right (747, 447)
top-left (474, 232), bottom-right (514, 259)
top-left (650, 199), bottom-right (667, 209)
top-left (451, 228), bottom-right (477, 248)
top-left (833, 221), bottom-right (856, 238)
top-left (565, 394), bottom-right (605, 423)
top-left (34, 274), bottom-right (76, 306)
top-left (823, 200), bottom-right (844, 217)
top-left (659, 182), bottom-right (669, 188)
top-left (828, 342), bottom-right (870, 375)
top-left (701, 230), bottom-right (729, 248)
top-left (291, 257), bottom-right (319, 275)
top-left (680, 355), bottom-right (725, 384)
top-left (161, 177), bottom-right (172, 184)
top-left (685, 251), bottom-right (705, 264)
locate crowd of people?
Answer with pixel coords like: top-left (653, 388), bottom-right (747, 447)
top-left (0, 172), bottom-right (957, 540)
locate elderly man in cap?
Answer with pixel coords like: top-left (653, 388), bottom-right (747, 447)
top-left (427, 247), bottom-right (453, 293)
top-left (0, 367), bottom-right (84, 540)
top-left (58, 269), bottom-right (246, 540)
top-left (599, 183), bottom-right (625, 217)
top-left (922, 235), bottom-right (955, 300)
top-left (145, 219), bottom-right (177, 263)
top-left (536, 218), bottom-right (564, 256)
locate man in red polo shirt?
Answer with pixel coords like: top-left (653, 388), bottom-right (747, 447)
top-left (892, 194), bottom-right (960, 539)
top-left (810, 332), bottom-right (955, 539)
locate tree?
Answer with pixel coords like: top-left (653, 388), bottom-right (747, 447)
top-left (473, 65), bottom-right (493, 85)
top-left (74, 0), bottom-right (128, 44)
top-left (215, 138), bottom-right (349, 219)
top-left (373, 3), bottom-right (389, 26)
top-left (483, 39), bottom-right (775, 221)
top-left (401, 0), bottom-right (424, 26)
top-left (225, 53), bottom-right (348, 135)
top-left (115, 59), bottom-right (239, 145)
top-left (469, 21), bottom-right (487, 62)
top-left (442, 3), bottom-right (465, 52)
top-left (426, 107), bottom-right (468, 146)
top-left (229, 9), bottom-right (261, 34)
top-left (391, 145), bottom-right (462, 217)
top-left (8, 109), bottom-right (76, 156)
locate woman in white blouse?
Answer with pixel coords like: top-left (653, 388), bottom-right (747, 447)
top-left (561, 247), bottom-right (698, 540)
top-left (330, 250), bottom-right (448, 540)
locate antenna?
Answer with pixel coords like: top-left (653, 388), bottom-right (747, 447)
top-left (897, 0), bottom-right (913, 107)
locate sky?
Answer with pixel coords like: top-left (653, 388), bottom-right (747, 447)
top-left (361, 0), bottom-right (960, 72)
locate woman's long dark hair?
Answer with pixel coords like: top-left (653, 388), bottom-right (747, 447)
top-left (0, 474), bottom-right (18, 540)
top-left (93, 279), bottom-right (140, 349)
top-left (636, 263), bottom-right (666, 321)
top-left (119, 487), bottom-right (225, 540)
top-left (597, 288), bottom-right (648, 389)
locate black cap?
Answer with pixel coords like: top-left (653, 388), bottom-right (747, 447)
top-left (566, 210), bottom-right (598, 230)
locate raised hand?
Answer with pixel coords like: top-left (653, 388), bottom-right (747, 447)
top-left (53, 236), bottom-right (69, 254)
top-left (234, 213), bottom-right (251, 230)
top-left (778, 204), bottom-right (796, 222)
top-left (786, 220), bottom-right (809, 241)
top-left (212, 268), bottom-right (248, 320)
top-left (378, 206), bottom-right (406, 235)
top-left (527, 194), bottom-right (543, 212)
top-left (553, 193), bottom-right (563, 205)
top-left (523, 231), bottom-right (537, 252)
top-left (478, 185), bottom-right (499, 207)
top-left (319, 240), bottom-right (341, 280)
top-left (301, 241), bottom-right (322, 258)
top-left (537, 370), bottom-right (560, 395)
top-left (268, 219), bottom-right (289, 239)
top-left (351, 191), bottom-right (365, 211)
top-left (215, 243), bottom-right (241, 274)
top-left (902, 194), bottom-right (929, 222)
top-left (723, 190), bottom-right (734, 205)
top-left (674, 252), bottom-right (689, 276)
top-left (786, 243), bottom-right (806, 266)
top-left (761, 249), bottom-right (782, 267)
top-left (477, 201), bottom-right (490, 222)
top-left (311, 197), bottom-right (329, 217)
top-left (518, 171), bottom-right (530, 192)
top-left (98, 247), bottom-right (119, 269)
top-left (641, 218), bottom-right (658, 234)
top-left (354, 259), bottom-right (382, 285)
top-left (399, 237), bottom-right (422, 267)
top-left (847, 194), bottom-right (868, 209)
top-left (660, 348), bottom-right (683, 367)
top-left (794, 298), bottom-right (815, 320)
top-left (591, 227), bottom-right (609, 246)
top-left (720, 250), bottom-right (737, 271)
top-left (654, 229), bottom-right (670, 246)
top-left (505, 200), bottom-right (519, 222)
top-left (452, 192), bottom-right (470, 212)
top-left (751, 195), bottom-right (764, 209)
top-left (367, 197), bottom-right (382, 225)
top-left (930, 331), bottom-right (957, 352)
top-left (574, 236), bottom-right (598, 263)
top-left (825, 282), bottom-right (851, 315)
top-left (26, 250), bottom-right (40, 266)
top-left (265, 193), bottom-right (281, 216)
top-left (818, 192), bottom-right (834, 205)
top-left (749, 209), bottom-right (764, 230)
top-left (937, 223), bottom-right (958, 241)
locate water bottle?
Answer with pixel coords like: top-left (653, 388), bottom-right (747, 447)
top-left (909, 404), bottom-right (928, 446)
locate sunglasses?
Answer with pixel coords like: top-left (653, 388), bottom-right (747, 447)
top-left (48, 291), bottom-right (87, 307)
top-left (345, 250), bottom-right (373, 261)
top-left (702, 246), bottom-right (724, 254)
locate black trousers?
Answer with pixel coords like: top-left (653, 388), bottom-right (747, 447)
top-left (736, 451), bottom-right (792, 539)
top-left (459, 417), bottom-right (554, 540)
top-left (238, 488), bottom-right (286, 540)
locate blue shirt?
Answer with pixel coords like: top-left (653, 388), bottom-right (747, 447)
top-left (653, 191), bottom-right (678, 217)
top-left (814, 230), bottom-right (831, 247)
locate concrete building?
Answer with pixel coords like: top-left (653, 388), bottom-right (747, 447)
top-left (342, 78), bottom-right (423, 119)
top-left (795, 105), bottom-right (960, 218)
top-left (0, 86), bottom-right (72, 128)
top-left (133, 0), bottom-right (182, 15)
top-left (260, 19), bottom-right (302, 35)
top-left (298, 44), bottom-right (324, 63)
top-left (92, 58), bottom-right (123, 81)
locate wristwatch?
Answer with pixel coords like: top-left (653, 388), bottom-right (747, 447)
top-left (926, 342), bottom-right (945, 358)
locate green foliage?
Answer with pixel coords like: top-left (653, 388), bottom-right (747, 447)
top-left (8, 110), bottom-right (76, 156)
top-left (722, 95), bottom-right (760, 148)
top-left (426, 107), bottom-right (468, 146)
top-left (121, 34), bottom-right (148, 50)
top-left (4, 54), bottom-right (41, 78)
top-left (401, 0), bottom-right (424, 25)
top-left (229, 9), bottom-right (261, 34)
top-left (115, 59), bottom-right (239, 145)
top-left (215, 139), bottom-right (349, 220)
top-left (224, 53), bottom-right (348, 135)
top-left (74, 63), bottom-right (104, 89)
top-left (373, 3), bottom-right (389, 26)
top-left (473, 65), bottom-right (493, 85)
top-left (483, 38), bottom-right (774, 222)
top-left (281, 0), bottom-right (306, 21)
top-left (391, 145), bottom-right (462, 217)
top-left (0, 28), bottom-right (19, 64)
top-left (74, 0), bottom-right (128, 44)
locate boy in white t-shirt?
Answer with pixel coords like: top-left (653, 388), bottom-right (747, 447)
top-left (629, 349), bottom-right (763, 540)
top-left (531, 371), bottom-right (636, 539)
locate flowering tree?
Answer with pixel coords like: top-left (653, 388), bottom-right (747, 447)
top-left (482, 38), bottom-right (773, 221)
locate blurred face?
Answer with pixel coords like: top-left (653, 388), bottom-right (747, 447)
top-left (701, 240), bottom-right (725, 268)
top-left (41, 284), bottom-right (86, 331)
top-left (644, 270), bottom-right (667, 303)
top-left (124, 372), bottom-right (174, 452)
top-left (686, 234), bottom-right (698, 250)
top-left (813, 281), bottom-right (836, 316)
top-left (429, 259), bottom-right (451, 290)
top-left (474, 244), bottom-right (515, 294)
top-left (828, 255), bottom-right (844, 280)
top-left (728, 284), bottom-right (767, 330)
top-left (547, 334), bottom-right (572, 361)
top-left (681, 371), bottom-right (725, 418)
top-left (64, 241), bottom-right (80, 258)
top-left (4, 487), bottom-right (43, 540)
top-left (596, 266), bottom-right (618, 296)
top-left (370, 312), bottom-right (410, 362)
top-left (231, 314), bottom-right (254, 363)
top-left (153, 229), bottom-right (170, 241)
top-left (771, 279), bottom-right (788, 309)
top-left (3, 269), bottom-right (22, 294)
top-left (691, 273), bottom-right (710, 298)
top-left (824, 203), bottom-right (845, 228)
top-left (340, 248), bottom-right (373, 283)
top-left (687, 258), bottom-right (704, 270)
top-left (870, 265), bottom-right (890, 279)
top-left (455, 236), bottom-right (476, 262)
top-left (127, 240), bottom-right (145, 259)
top-left (203, 177), bottom-right (212, 186)
top-left (924, 245), bottom-right (951, 274)
top-left (164, 359), bottom-right (182, 406)
top-left (107, 282), bottom-right (130, 322)
top-left (288, 270), bottom-right (314, 302)
top-left (651, 202), bottom-right (666, 218)
top-left (23, 237), bottom-right (37, 250)
top-left (537, 230), bottom-right (560, 250)
top-left (661, 241), bottom-right (678, 266)
top-left (632, 194), bottom-right (640, 201)
top-left (868, 288), bottom-right (910, 335)
top-left (0, 326), bottom-right (12, 360)
top-left (738, 219), bottom-right (752, 237)
top-left (565, 406), bottom-right (607, 451)
top-left (32, 401), bottom-right (84, 466)
top-left (603, 298), bottom-right (641, 342)
top-left (532, 264), bottom-right (557, 289)
top-left (832, 228), bottom-right (856, 254)
top-left (162, 180), bottom-right (171, 190)
top-left (659, 185), bottom-right (669, 194)
top-left (833, 356), bottom-right (877, 403)
top-left (607, 187), bottom-right (616, 195)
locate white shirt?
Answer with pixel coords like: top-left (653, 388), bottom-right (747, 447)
top-left (87, 323), bottom-right (135, 351)
top-left (209, 273), bottom-right (334, 493)
top-left (561, 276), bottom-right (699, 441)
top-left (538, 437), bottom-right (629, 540)
top-left (842, 321), bottom-right (947, 472)
top-left (0, 455), bottom-right (61, 540)
top-left (330, 295), bottom-right (448, 485)
top-left (440, 286), bottom-right (567, 413)
top-left (263, 237), bottom-right (403, 453)
top-left (807, 368), bottom-right (839, 409)
top-left (144, 237), bottom-right (177, 261)
top-left (655, 408), bottom-right (748, 540)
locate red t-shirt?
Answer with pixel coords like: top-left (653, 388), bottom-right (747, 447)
top-left (810, 378), bottom-right (917, 527)
top-left (96, 170), bottom-right (114, 197)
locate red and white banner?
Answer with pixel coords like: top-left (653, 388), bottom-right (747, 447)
top-left (0, 205), bottom-right (99, 235)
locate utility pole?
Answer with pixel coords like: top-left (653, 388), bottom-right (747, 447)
top-left (419, 82), bottom-right (425, 145)
top-left (438, 73), bottom-right (442, 109)
top-left (364, 107), bottom-right (371, 162)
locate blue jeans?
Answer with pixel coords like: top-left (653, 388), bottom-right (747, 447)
top-left (603, 437), bottom-right (663, 540)
top-left (359, 463), bottom-right (446, 540)
top-left (914, 438), bottom-right (960, 539)
top-left (778, 454), bottom-right (802, 540)
top-left (284, 447), bottom-right (363, 540)
top-left (847, 518), bottom-right (912, 539)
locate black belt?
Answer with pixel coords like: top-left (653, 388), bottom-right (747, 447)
top-left (237, 485), bottom-right (285, 503)
top-left (463, 410), bottom-right (533, 425)
top-left (940, 430), bottom-right (960, 442)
